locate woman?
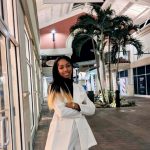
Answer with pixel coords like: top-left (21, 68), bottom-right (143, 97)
top-left (45, 56), bottom-right (97, 150)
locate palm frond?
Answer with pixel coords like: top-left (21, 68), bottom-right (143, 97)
top-left (70, 15), bottom-right (102, 36)
top-left (111, 43), bottom-right (119, 63)
top-left (112, 15), bottom-right (132, 26)
top-left (127, 37), bottom-right (143, 56)
top-left (77, 14), bottom-right (98, 26)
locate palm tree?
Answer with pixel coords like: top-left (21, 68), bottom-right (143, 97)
top-left (111, 16), bottom-right (143, 65)
top-left (70, 4), bottom-right (143, 105)
top-left (109, 15), bottom-right (143, 107)
top-left (70, 4), bottom-right (114, 102)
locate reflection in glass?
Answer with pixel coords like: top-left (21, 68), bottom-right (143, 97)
top-left (146, 65), bottom-right (150, 74)
top-left (137, 75), bottom-right (146, 95)
top-left (134, 76), bottom-right (137, 94)
top-left (147, 75), bottom-right (150, 95)
top-left (137, 66), bottom-right (145, 75)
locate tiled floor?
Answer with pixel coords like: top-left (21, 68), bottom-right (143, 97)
top-left (33, 96), bottom-right (150, 150)
top-left (33, 103), bottom-right (53, 150)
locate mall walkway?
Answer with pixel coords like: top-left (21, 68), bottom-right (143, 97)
top-left (33, 96), bottom-right (150, 150)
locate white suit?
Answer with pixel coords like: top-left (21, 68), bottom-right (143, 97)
top-left (45, 83), bottom-right (97, 150)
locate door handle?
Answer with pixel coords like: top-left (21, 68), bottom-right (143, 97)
top-left (0, 116), bottom-right (9, 149)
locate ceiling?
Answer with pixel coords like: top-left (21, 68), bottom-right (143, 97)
top-left (36, 0), bottom-right (150, 76)
top-left (36, 0), bottom-right (150, 29)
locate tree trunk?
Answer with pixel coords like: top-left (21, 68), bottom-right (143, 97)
top-left (108, 36), bottom-right (113, 103)
top-left (115, 44), bottom-right (121, 107)
top-left (91, 38), bottom-right (106, 102)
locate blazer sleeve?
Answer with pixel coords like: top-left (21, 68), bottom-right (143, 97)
top-left (53, 96), bottom-right (82, 119)
top-left (77, 85), bottom-right (96, 116)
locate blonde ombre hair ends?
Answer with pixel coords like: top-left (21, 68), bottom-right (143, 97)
top-left (48, 90), bottom-right (73, 109)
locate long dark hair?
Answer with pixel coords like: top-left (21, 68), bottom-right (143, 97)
top-left (50, 55), bottom-right (73, 94)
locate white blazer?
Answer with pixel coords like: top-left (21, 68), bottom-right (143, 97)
top-left (45, 83), bottom-right (97, 150)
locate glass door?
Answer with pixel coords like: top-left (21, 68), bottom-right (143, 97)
top-left (0, 34), bottom-right (13, 150)
top-left (9, 40), bottom-right (22, 150)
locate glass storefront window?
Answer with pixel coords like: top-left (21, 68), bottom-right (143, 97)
top-left (25, 29), bottom-right (35, 131)
top-left (137, 75), bottom-right (146, 95)
top-left (0, 33), bottom-right (13, 150)
top-left (120, 71), bottom-right (124, 78)
top-left (119, 70), bottom-right (128, 78)
top-left (125, 70), bottom-right (128, 77)
top-left (147, 75), bottom-right (150, 95)
top-left (27, 64), bottom-right (34, 130)
top-left (134, 77), bottom-right (138, 94)
top-left (133, 65), bottom-right (150, 95)
top-left (146, 65), bottom-right (150, 74)
top-left (137, 66), bottom-right (145, 75)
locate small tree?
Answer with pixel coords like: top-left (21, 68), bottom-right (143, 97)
top-left (110, 16), bottom-right (143, 106)
top-left (70, 4), bottom-right (114, 102)
top-left (70, 4), bottom-right (143, 105)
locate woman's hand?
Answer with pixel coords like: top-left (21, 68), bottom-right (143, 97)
top-left (65, 102), bottom-right (74, 109)
top-left (66, 102), bottom-right (81, 111)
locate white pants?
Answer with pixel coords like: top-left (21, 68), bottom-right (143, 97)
top-left (68, 121), bottom-right (81, 150)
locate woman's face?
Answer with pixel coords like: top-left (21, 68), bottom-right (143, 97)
top-left (57, 59), bottom-right (72, 79)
